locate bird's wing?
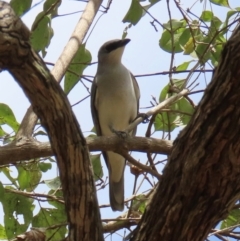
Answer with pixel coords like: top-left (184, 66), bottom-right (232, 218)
top-left (90, 77), bottom-right (102, 136)
top-left (90, 77), bottom-right (109, 165)
top-left (130, 72), bottom-right (140, 136)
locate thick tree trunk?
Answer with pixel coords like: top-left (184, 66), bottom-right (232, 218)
top-left (131, 27), bottom-right (240, 240)
top-left (0, 2), bottom-right (103, 241)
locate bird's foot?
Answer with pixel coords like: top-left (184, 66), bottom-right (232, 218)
top-left (135, 113), bottom-right (149, 123)
top-left (110, 126), bottom-right (128, 139)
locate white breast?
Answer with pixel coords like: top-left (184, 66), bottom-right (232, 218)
top-left (96, 64), bottom-right (137, 135)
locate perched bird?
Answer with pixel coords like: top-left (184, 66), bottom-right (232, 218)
top-left (90, 39), bottom-right (140, 211)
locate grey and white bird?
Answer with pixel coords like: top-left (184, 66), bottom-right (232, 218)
top-left (90, 39), bottom-right (140, 211)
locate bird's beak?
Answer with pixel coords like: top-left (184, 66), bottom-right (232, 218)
top-left (118, 38), bottom-right (131, 47)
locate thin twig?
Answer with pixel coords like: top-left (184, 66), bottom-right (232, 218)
top-left (119, 151), bottom-right (161, 179)
top-left (126, 89), bottom-right (189, 133)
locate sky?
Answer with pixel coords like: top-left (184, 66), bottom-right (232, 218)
top-left (0, 0), bottom-right (239, 240)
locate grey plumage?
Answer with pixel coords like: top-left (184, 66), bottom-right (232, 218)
top-left (91, 39), bottom-right (140, 211)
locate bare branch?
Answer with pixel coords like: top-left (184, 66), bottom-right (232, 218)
top-left (15, 106), bottom-right (38, 139)
top-left (0, 136), bottom-right (172, 165)
top-left (119, 151), bottom-right (161, 179)
top-left (6, 188), bottom-right (64, 204)
top-left (51, 0), bottom-right (102, 81)
top-left (126, 89), bottom-right (189, 133)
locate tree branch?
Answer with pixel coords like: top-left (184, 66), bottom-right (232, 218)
top-left (51, 0), bottom-right (102, 81)
top-left (15, 106), bottom-right (38, 139)
top-left (0, 2), bottom-right (103, 240)
top-left (0, 136), bottom-right (172, 165)
top-left (119, 151), bottom-right (161, 179)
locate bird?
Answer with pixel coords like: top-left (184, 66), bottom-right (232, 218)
top-left (90, 39), bottom-right (140, 211)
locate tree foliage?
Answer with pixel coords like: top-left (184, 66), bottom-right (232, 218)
top-left (0, 0), bottom-right (240, 240)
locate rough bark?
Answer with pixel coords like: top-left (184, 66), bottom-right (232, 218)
top-left (131, 26), bottom-right (240, 240)
top-left (0, 2), bottom-right (103, 241)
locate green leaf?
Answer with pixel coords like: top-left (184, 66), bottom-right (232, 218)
top-left (0, 182), bottom-right (5, 202)
top-left (132, 194), bottom-right (147, 214)
top-left (159, 30), bottom-right (183, 53)
top-left (163, 19), bottom-right (184, 31)
top-left (157, 82), bottom-right (177, 132)
top-left (195, 16), bottom-right (222, 64)
top-left (64, 43), bottom-right (92, 94)
top-left (39, 162), bottom-right (52, 172)
top-left (17, 166), bottom-right (29, 191)
top-left (159, 84), bottom-right (169, 102)
top-left (4, 214), bottom-right (23, 239)
top-left (44, 177), bottom-right (61, 190)
top-left (191, 20), bottom-right (200, 30)
top-left (0, 168), bottom-right (18, 187)
top-left (160, 20), bottom-right (189, 53)
top-left (0, 224), bottom-right (7, 239)
top-left (91, 154), bottom-right (103, 181)
top-left (33, 208), bottom-right (67, 240)
top-left (149, 0), bottom-right (161, 5)
top-left (209, 16), bottom-right (222, 38)
top-left (222, 8), bottom-right (240, 32)
top-left (200, 10), bottom-right (213, 22)
top-left (154, 96), bottom-right (193, 131)
top-left (17, 163), bottom-right (42, 191)
top-left (30, 0), bottom-right (61, 55)
top-left (183, 37), bottom-right (194, 54)
top-left (195, 37), bottom-right (211, 64)
top-left (177, 28), bottom-right (194, 55)
top-left (30, 13), bottom-right (53, 56)
top-left (159, 79), bottom-right (185, 102)
top-left (179, 28), bottom-right (191, 44)
top-left (176, 60), bottom-right (194, 71)
top-left (0, 126), bottom-right (7, 137)
top-left (91, 126), bottom-right (96, 134)
top-left (48, 189), bottom-right (64, 209)
top-left (155, 80), bottom-right (189, 132)
top-left (221, 209), bottom-right (240, 229)
top-left (210, 0), bottom-right (230, 7)
top-left (10, 0), bottom-right (32, 16)
top-left (176, 98), bottom-right (194, 125)
top-left (1, 190), bottom-right (34, 239)
top-left (48, 157), bottom-right (57, 163)
top-left (43, 0), bottom-right (61, 17)
top-left (173, 79), bottom-right (185, 89)
top-left (0, 103), bottom-right (19, 132)
top-left (210, 43), bottom-right (224, 66)
top-left (122, 0), bottom-right (143, 25)
top-left (154, 112), bottom-right (177, 132)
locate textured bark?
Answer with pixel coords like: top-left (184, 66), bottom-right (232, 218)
top-left (0, 2), bottom-right (103, 241)
top-left (131, 27), bottom-right (240, 241)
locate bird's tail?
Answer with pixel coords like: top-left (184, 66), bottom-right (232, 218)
top-left (109, 171), bottom-right (124, 211)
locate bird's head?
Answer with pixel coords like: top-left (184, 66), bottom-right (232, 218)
top-left (98, 39), bottom-right (131, 64)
